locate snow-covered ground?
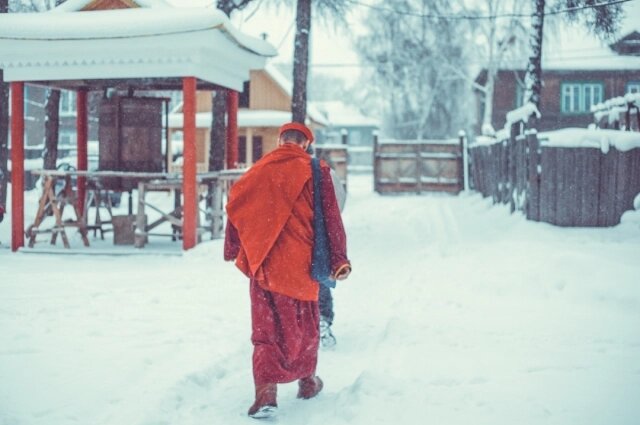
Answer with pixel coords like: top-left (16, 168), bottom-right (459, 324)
top-left (1, 175), bottom-right (640, 425)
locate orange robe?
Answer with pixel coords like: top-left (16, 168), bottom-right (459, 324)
top-left (226, 144), bottom-right (320, 301)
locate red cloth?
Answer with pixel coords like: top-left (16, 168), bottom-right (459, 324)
top-left (224, 160), bottom-right (349, 279)
top-left (226, 144), bottom-right (317, 301)
top-left (250, 279), bottom-right (319, 385)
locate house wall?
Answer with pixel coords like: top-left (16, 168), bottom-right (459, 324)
top-left (481, 69), bottom-right (640, 133)
top-left (249, 70), bottom-right (290, 111)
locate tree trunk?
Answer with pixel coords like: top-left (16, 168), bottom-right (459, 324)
top-left (524, 0), bottom-right (545, 118)
top-left (482, 72), bottom-right (496, 133)
top-left (0, 70), bottom-right (8, 211)
top-left (0, 0), bottom-right (8, 210)
top-left (209, 90), bottom-right (226, 171)
top-left (292, 0), bottom-right (311, 124)
top-left (43, 89), bottom-right (61, 170)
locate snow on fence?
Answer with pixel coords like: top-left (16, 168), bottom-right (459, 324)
top-left (469, 123), bottom-right (640, 227)
top-left (373, 134), bottom-right (466, 194)
top-left (591, 92), bottom-right (640, 131)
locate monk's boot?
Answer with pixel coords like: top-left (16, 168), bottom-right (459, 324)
top-left (297, 376), bottom-right (324, 399)
top-left (248, 383), bottom-right (277, 419)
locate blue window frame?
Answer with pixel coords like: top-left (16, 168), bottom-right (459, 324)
top-left (561, 82), bottom-right (604, 114)
top-left (626, 82), bottom-right (640, 94)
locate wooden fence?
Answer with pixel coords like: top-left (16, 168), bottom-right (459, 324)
top-left (373, 135), bottom-right (466, 194)
top-left (469, 126), bottom-right (640, 227)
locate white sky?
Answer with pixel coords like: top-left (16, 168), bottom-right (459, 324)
top-left (171, 0), bottom-right (640, 83)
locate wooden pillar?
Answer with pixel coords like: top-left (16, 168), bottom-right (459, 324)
top-left (246, 127), bottom-right (253, 165)
top-left (76, 89), bottom-right (88, 218)
top-left (226, 90), bottom-right (238, 169)
top-left (182, 77), bottom-right (197, 250)
top-left (10, 82), bottom-right (24, 252)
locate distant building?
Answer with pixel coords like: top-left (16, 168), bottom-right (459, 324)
top-left (312, 101), bottom-right (379, 171)
top-left (474, 30), bottom-right (640, 133)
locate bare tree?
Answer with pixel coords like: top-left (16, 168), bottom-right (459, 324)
top-left (469, 0), bottom-right (527, 134)
top-left (356, 0), bottom-right (469, 139)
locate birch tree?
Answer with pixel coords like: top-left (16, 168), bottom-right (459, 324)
top-left (524, 0), bottom-right (624, 125)
top-left (467, 0), bottom-right (527, 134)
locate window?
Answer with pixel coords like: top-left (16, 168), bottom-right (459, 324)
top-left (626, 82), bottom-right (640, 94)
top-left (59, 129), bottom-right (76, 146)
top-left (238, 136), bottom-right (247, 165)
top-left (59, 91), bottom-right (76, 116)
top-left (239, 81), bottom-right (250, 108)
top-left (252, 136), bottom-right (263, 162)
top-left (561, 82), bottom-right (603, 114)
top-left (515, 83), bottom-right (526, 108)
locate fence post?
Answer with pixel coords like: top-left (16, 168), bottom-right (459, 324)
top-left (526, 129), bottom-right (541, 221)
top-left (458, 130), bottom-right (468, 192)
top-left (508, 123), bottom-right (519, 212)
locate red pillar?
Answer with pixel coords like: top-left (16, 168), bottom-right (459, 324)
top-left (226, 90), bottom-right (238, 169)
top-left (182, 77), bottom-right (197, 250)
top-left (10, 82), bottom-right (25, 252)
top-left (76, 89), bottom-right (88, 218)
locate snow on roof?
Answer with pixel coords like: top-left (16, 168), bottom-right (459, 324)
top-left (0, 7), bottom-right (276, 91)
top-left (495, 17), bottom-right (640, 72)
top-left (264, 63), bottom-right (327, 126)
top-left (51, 0), bottom-right (172, 12)
top-left (169, 109), bottom-right (292, 128)
top-left (0, 8), bottom-right (275, 57)
top-left (312, 101), bottom-right (378, 127)
top-left (540, 128), bottom-right (640, 153)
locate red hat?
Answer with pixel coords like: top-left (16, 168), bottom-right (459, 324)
top-left (279, 122), bottom-right (314, 143)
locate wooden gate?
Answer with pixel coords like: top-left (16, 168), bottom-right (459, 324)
top-left (374, 137), bottom-right (465, 194)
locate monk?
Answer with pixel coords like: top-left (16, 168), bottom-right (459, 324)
top-left (224, 122), bottom-right (351, 419)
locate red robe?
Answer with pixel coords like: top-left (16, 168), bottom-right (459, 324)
top-left (225, 143), bottom-right (349, 384)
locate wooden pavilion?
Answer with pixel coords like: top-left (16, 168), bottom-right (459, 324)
top-left (0, 0), bottom-right (276, 252)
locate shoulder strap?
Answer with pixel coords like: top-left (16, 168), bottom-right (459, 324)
top-left (311, 157), bottom-right (336, 288)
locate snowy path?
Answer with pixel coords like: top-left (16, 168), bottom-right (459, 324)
top-left (1, 175), bottom-right (640, 425)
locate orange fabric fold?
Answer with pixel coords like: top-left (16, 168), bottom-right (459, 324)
top-left (226, 144), bottom-right (319, 301)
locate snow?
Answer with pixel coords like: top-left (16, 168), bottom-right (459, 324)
top-left (168, 109), bottom-right (292, 129)
top-left (505, 102), bottom-right (541, 127)
top-left (312, 101), bottom-right (378, 127)
top-left (1, 175), bottom-right (640, 425)
top-left (0, 5), bottom-right (276, 91)
top-left (540, 128), bottom-right (640, 153)
top-left (0, 8), bottom-right (275, 57)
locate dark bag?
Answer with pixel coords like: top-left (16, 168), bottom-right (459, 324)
top-left (311, 158), bottom-right (336, 289)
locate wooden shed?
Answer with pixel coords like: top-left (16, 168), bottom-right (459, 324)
top-left (0, 0), bottom-right (276, 252)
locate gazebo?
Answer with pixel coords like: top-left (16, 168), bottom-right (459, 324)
top-left (0, 1), bottom-right (277, 252)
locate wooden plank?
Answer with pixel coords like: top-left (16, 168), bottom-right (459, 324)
top-left (539, 147), bottom-right (554, 224)
top-left (526, 132), bottom-right (541, 221)
top-left (598, 150), bottom-right (616, 226)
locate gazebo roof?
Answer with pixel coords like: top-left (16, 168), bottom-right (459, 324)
top-left (0, 6), bottom-right (277, 91)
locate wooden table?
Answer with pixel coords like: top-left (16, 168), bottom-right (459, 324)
top-left (27, 169), bottom-right (244, 249)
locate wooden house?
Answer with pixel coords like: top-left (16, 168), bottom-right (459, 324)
top-left (475, 31), bottom-right (640, 133)
top-left (168, 64), bottom-right (327, 171)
